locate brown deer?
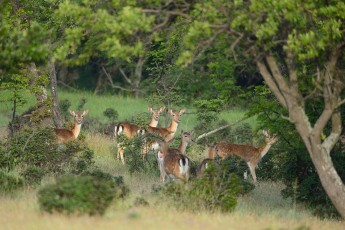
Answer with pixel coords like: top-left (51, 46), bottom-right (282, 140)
top-left (54, 110), bottom-right (88, 144)
top-left (209, 130), bottom-right (278, 183)
top-left (157, 130), bottom-right (193, 182)
top-left (114, 106), bottom-right (165, 164)
top-left (142, 109), bottom-right (185, 159)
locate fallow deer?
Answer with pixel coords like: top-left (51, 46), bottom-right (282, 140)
top-left (114, 106), bottom-right (165, 164)
top-left (157, 130), bottom-right (193, 182)
top-left (210, 130), bottom-right (278, 183)
top-left (54, 110), bottom-right (88, 144)
top-left (142, 109), bottom-right (185, 159)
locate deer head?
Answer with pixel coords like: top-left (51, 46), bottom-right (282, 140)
top-left (148, 106), bottom-right (165, 122)
top-left (262, 130), bottom-right (279, 145)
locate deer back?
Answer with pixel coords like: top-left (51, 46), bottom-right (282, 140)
top-left (54, 129), bottom-right (75, 144)
top-left (216, 143), bottom-right (260, 162)
top-left (115, 122), bottom-right (142, 138)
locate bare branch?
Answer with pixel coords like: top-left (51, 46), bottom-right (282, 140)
top-left (195, 117), bottom-right (249, 142)
top-left (313, 45), bottom-right (344, 136)
top-left (338, 98), bottom-right (345, 107)
top-left (265, 54), bottom-right (292, 100)
top-left (230, 34), bottom-right (243, 61)
top-left (102, 66), bottom-right (133, 92)
top-left (57, 80), bottom-right (78, 91)
top-left (142, 9), bottom-right (191, 19)
top-left (192, 30), bottom-right (223, 62)
top-left (256, 59), bottom-right (288, 108)
top-left (119, 68), bottom-right (132, 84)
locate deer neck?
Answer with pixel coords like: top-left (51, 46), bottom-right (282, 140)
top-left (178, 141), bottom-right (189, 154)
top-left (208, 146), bottom-right (216, 159)
top-left (166, 120), bottom-right (178, 134)
top-left (258, 142), bottom-right (272, 158)
top-left (72, 122), bottom-right (82, 138)
top-left (148, 118), bottom-right (158, 127)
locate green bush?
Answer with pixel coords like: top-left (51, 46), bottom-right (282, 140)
top-left (1, 127), bottom-right (95, 184)
top-left (0, 171), bottom-right (24, 193)
top-left (118, 134), bottom-right (158, 176)
top-left (38, 172), bottom-right (129, 216)
top-left (21, 166), bottom-right (46, 186)
top-left (103, 108), bottom-right (118, 122)
top-left (158, 158), bottom-right (254, 213)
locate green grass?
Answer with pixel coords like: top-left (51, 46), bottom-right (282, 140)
top-left (0, 90), bottom-right (256, 132)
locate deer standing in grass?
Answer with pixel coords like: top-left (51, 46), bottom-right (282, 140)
top-left (157, 130), bottom-right (193, 182)
top-left (54, 110), bottom-right (88, 144)
top-left (114, 106), bottom-right (165, 164)
top-left (208, 130), bottom-right (278, 183)
top-left (142, 109), bottom-right (185, 159)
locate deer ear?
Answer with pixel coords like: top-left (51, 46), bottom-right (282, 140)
top-left (70, 110), bottom-right (76, 116)
top-left (168, 109), bottom-right (173, 114)
top-left (159, 106), bottom-right (165, 112)
top-left (262, 130), bottom-right (269, 136)
top-left (82, 110), bottom-right (89, 116)
top-left (179, 109), bottom-right (185, 115)
top-left (148, 107), bottom-right (153, 112)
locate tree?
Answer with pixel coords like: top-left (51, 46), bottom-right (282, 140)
top-left (0, 0), bottom-right (51, 132)
top-left (176, 0), bottom-right (345, 217)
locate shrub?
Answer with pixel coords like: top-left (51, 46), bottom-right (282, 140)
top-left (103, 108), bottom-right (118, 122)
top-left (1, 127), bottom-right (95, 183)
top-left (38, 172), bottom-right (129, 216)
top-left (0, 171), bottom-right (24, 193)
top-left (158, 158), bottom-right (254, 213)
top-left (21, 166), bottom-right (46, 186)
top-left (118, 134), bottom-right (158, 176)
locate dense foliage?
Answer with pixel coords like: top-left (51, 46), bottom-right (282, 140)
top-left (158, 158), bottom-right (254, 213)
top-left (38, 172), bottom-right (129, 215)
top-left (0, 127), bottom-right (95, 186)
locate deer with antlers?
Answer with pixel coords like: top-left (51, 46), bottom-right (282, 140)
top-left (208, 130), bottom-right (278, 183)
top-left (54, 110), bottom-right (88, 144)
top-left (157, 130), bottom-right (193, 182)
top-left (114, 106), bottom-right (165, 164)
top-left (141, 109), bottom-right (185, 159)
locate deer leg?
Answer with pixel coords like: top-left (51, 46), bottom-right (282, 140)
top-left (243, 170), bottom-right (248, 180)
top-left (119, 148), bottom-right (125, 165)
top-left (247, 162), bottom-right (257, 183)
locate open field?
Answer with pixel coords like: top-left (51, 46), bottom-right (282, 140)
top-left (0, 90), bottom-right (256, 130)
top-left (0, 91), bottom-right (344, 229)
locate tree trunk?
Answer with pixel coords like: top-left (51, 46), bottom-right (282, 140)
top-left (256, 52), bottom-right (345, 218)
top-left (291, 106), bottom-right (345, 218)
top-left (133, 56), bottom-right (145, 98)
top-left (49, 61), bottom-right (63, 128)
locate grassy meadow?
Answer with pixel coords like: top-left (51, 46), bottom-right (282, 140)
top-left (0, 90), bottom-right (344, 229)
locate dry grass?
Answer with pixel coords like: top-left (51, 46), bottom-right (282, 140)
top-left (0, 133), bottom-right (344, 230)
top-left (0, 190), bottom-right (344, 230)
